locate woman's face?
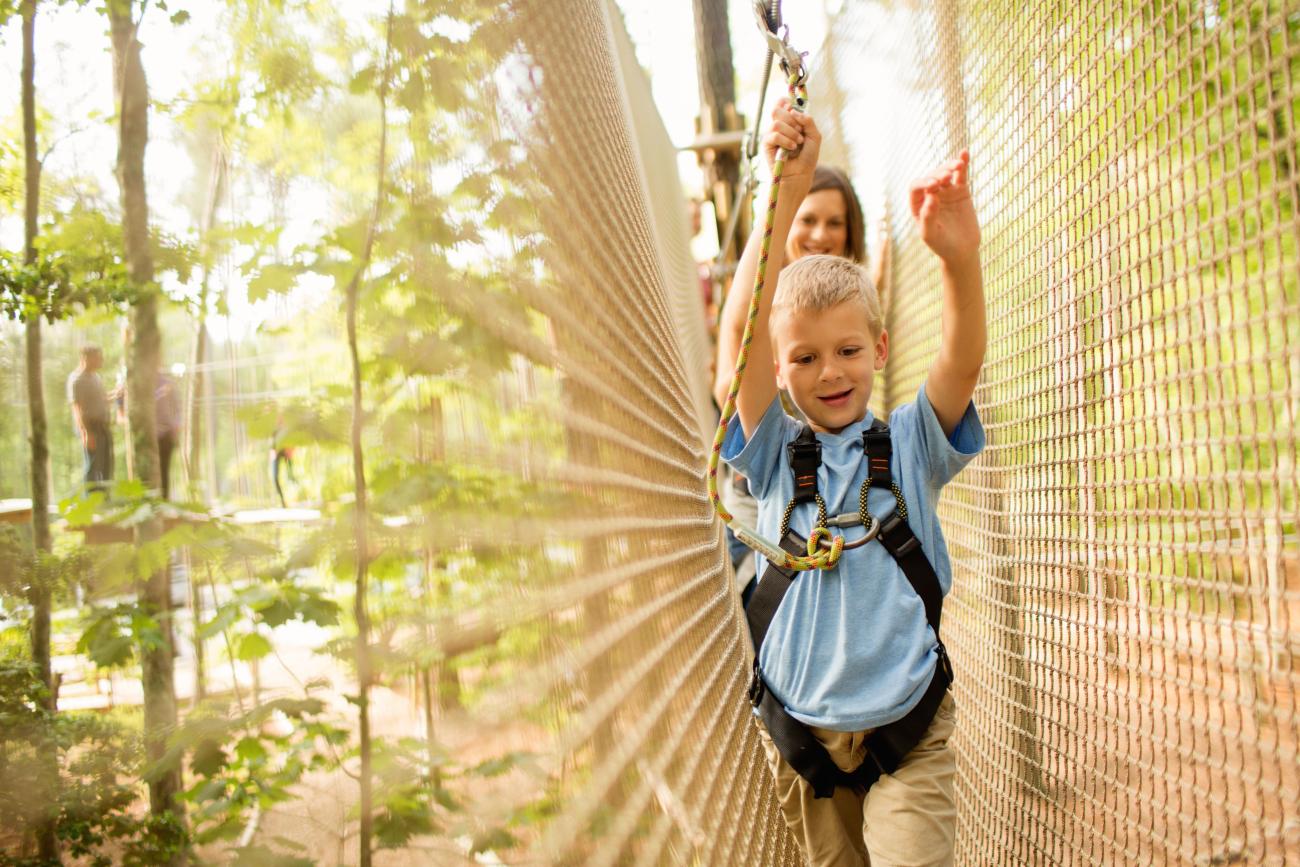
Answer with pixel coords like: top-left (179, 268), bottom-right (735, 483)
top-left (786, 188), bottom-right (849, 261)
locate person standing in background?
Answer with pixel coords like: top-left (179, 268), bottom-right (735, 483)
top-left (113, 360), bottom-right (182, 500)
top-left (269, 417), bottom-right (295, 509)
top-left (155, 370), bottom-right (182, 500)
top-left (68, 345), bottom-right (113, 492)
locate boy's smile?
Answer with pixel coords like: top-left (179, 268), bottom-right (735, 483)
top-left (818, 387), bottom-right (854, 408)
top-left (772, 300), bottom-right (888, 434)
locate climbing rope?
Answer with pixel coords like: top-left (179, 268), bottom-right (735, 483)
top-left (707, 17), bottom-right (839, 573)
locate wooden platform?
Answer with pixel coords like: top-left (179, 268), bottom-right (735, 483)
top-left (0, 498), bottom-right (33, 524)
top-left (69, 506), bottom-right (323, 543)
top-left (72, 514), bottom-right (205, 545)
top-left (1, 498), bottom-right (324, 542)
top-left (229, 507), bottom-right (322, 525)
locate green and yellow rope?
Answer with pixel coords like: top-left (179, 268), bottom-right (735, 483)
top-left (707, 72), bottom-right (842, 573)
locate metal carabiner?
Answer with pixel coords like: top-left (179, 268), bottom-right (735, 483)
top-left (751, 0), bottom-right (808, 84)
top-left (825, 511), bottom-right (863, 529)
top-left (816, 511), bottom-right (885, 552)
top-left (733, 130), bottom-right (763, 183)
top-left (751, 0), bottom-right (778, 28)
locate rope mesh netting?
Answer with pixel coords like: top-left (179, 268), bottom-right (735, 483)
top-left (817, 1), bottom-right (1299, 864)
top-left (386, 0), bottom-right (1294, 864)
top-left (414, 0), bottom-right (796, 862)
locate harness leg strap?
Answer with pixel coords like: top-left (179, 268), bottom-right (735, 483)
top-left (756, 687), bottom-right (853, 799)
top-left (864, 664), bottom-right (948, 772)
top-left (745, 532), bottom-right (854, 797)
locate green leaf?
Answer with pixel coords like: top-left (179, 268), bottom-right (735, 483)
top-left (397, 73), bottom-right (426, 112)
top-left (84, 633), bottom-right (134, 669)
top-left (235, 632), bottom-right (273, 662)
top-left (261, 697), bottom-right (324, 720)
top-left (298, 595), bottom-right (340, 627)
top-left (169, 10), bottom-right (191, 25)
top-left (268, 836), bottom-right (308, 854)
top-left (471, 752), bottom-right (527, 778)
top-left (373, 791), bottom-right (435, 849)
top-left (453, 173), bottom-right (492, 202)
top-left (234, 736), bottom-right (268, 763)
top-left (191, 739), bottom-right (229, 776)
top-left (231, 844), bottom-right (314, 867)
top-left (131, 610), bottom-right (167, 652)
top-left (199, 603), bottom-right (240, 640)
top-left (349, 65), bottom-right (377, 95)
top-left (430, 783), bottom-right (460, 812)
top-left (188, 776), bottom-right (229, 805)
top-left (247, 263), bottom-right (302, 301)
top-left (113, 478), bottom-right (148, 499)
top-left (487, 194), bottom-right (534, 231)
top-left (470, 827), bottom-right (519, 856)
top-left (257, 598), bottom-right (294, 628)
top-left (223, 535), bottom-right (279, 559)
top-left (60, 491), bottom-right (104, 527)
top-left (77, 611), bottom-right (135, 668)
top-left (133, 537), bottom-right (174, 583)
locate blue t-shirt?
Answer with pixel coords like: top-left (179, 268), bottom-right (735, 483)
top-left (722, 384), bottom-right (984, 731)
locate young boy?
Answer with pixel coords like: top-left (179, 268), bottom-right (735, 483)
top-left (721, 99), bottom-right (986, 867)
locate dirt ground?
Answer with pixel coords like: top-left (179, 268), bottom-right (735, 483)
top-left (54, 605), bottom-right (548, 866)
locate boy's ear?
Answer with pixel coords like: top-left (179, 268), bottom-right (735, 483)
top-left (773, 356), bottom-right (787, 391)
top-left (874, 329), bottom-right (890, 371)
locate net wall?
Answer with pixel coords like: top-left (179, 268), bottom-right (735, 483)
top-left (415, 1), bottom-right (799, 862)
top-left (606, 4), bottom-right (719, 450)
top-left (819, 1), bottom-right (1299, 864)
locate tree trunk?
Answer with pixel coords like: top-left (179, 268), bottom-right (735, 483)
top-left (21, 2), bottom-right (59, 860)
top-left (346, 212), bottom-right (375, 867)
top-left (345, 9), bottom-right (394, 864)
top-left (692, 0), bottom-right (736, 127)
top-left (108, 2), bottom-right (184, 851)
top-left (692, 0), bottom-right (745, 265)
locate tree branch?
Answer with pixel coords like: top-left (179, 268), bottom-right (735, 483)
top-left (345, 6), bottom-right (396, 866)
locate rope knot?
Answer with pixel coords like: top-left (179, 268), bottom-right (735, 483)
top-left (800, 527), bottom-right (842, 571)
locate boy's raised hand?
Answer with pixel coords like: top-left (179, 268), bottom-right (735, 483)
top-left (909, 150), bottom-right (980, 267)
top-left (763, 97), bottom-right (820, 182)
top-left (915, 151), bottom-right (986, 437)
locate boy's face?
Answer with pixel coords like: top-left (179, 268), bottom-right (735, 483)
top-left (772, 301), bottom-right (887, 434)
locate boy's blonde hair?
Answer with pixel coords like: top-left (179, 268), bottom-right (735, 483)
top-left (771, 254), bottom-right (883, 336)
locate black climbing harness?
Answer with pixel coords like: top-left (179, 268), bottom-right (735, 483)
top-left (744, 420), bottom-right (953, 799)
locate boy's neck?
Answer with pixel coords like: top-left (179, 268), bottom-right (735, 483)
top-left (806, 409), bottom-right (871, 436)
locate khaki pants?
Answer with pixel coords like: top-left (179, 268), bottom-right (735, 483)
top-left (756, 693), bottom-right (957, 867)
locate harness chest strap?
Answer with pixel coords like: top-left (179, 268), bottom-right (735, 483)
top-left (744, 421), bottom-right (952, 799)
top-left (787, 425), bottom-right (821, 505)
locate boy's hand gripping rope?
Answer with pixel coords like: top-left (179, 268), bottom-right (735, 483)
top-left (706, 62), bottom-right (840, 574)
